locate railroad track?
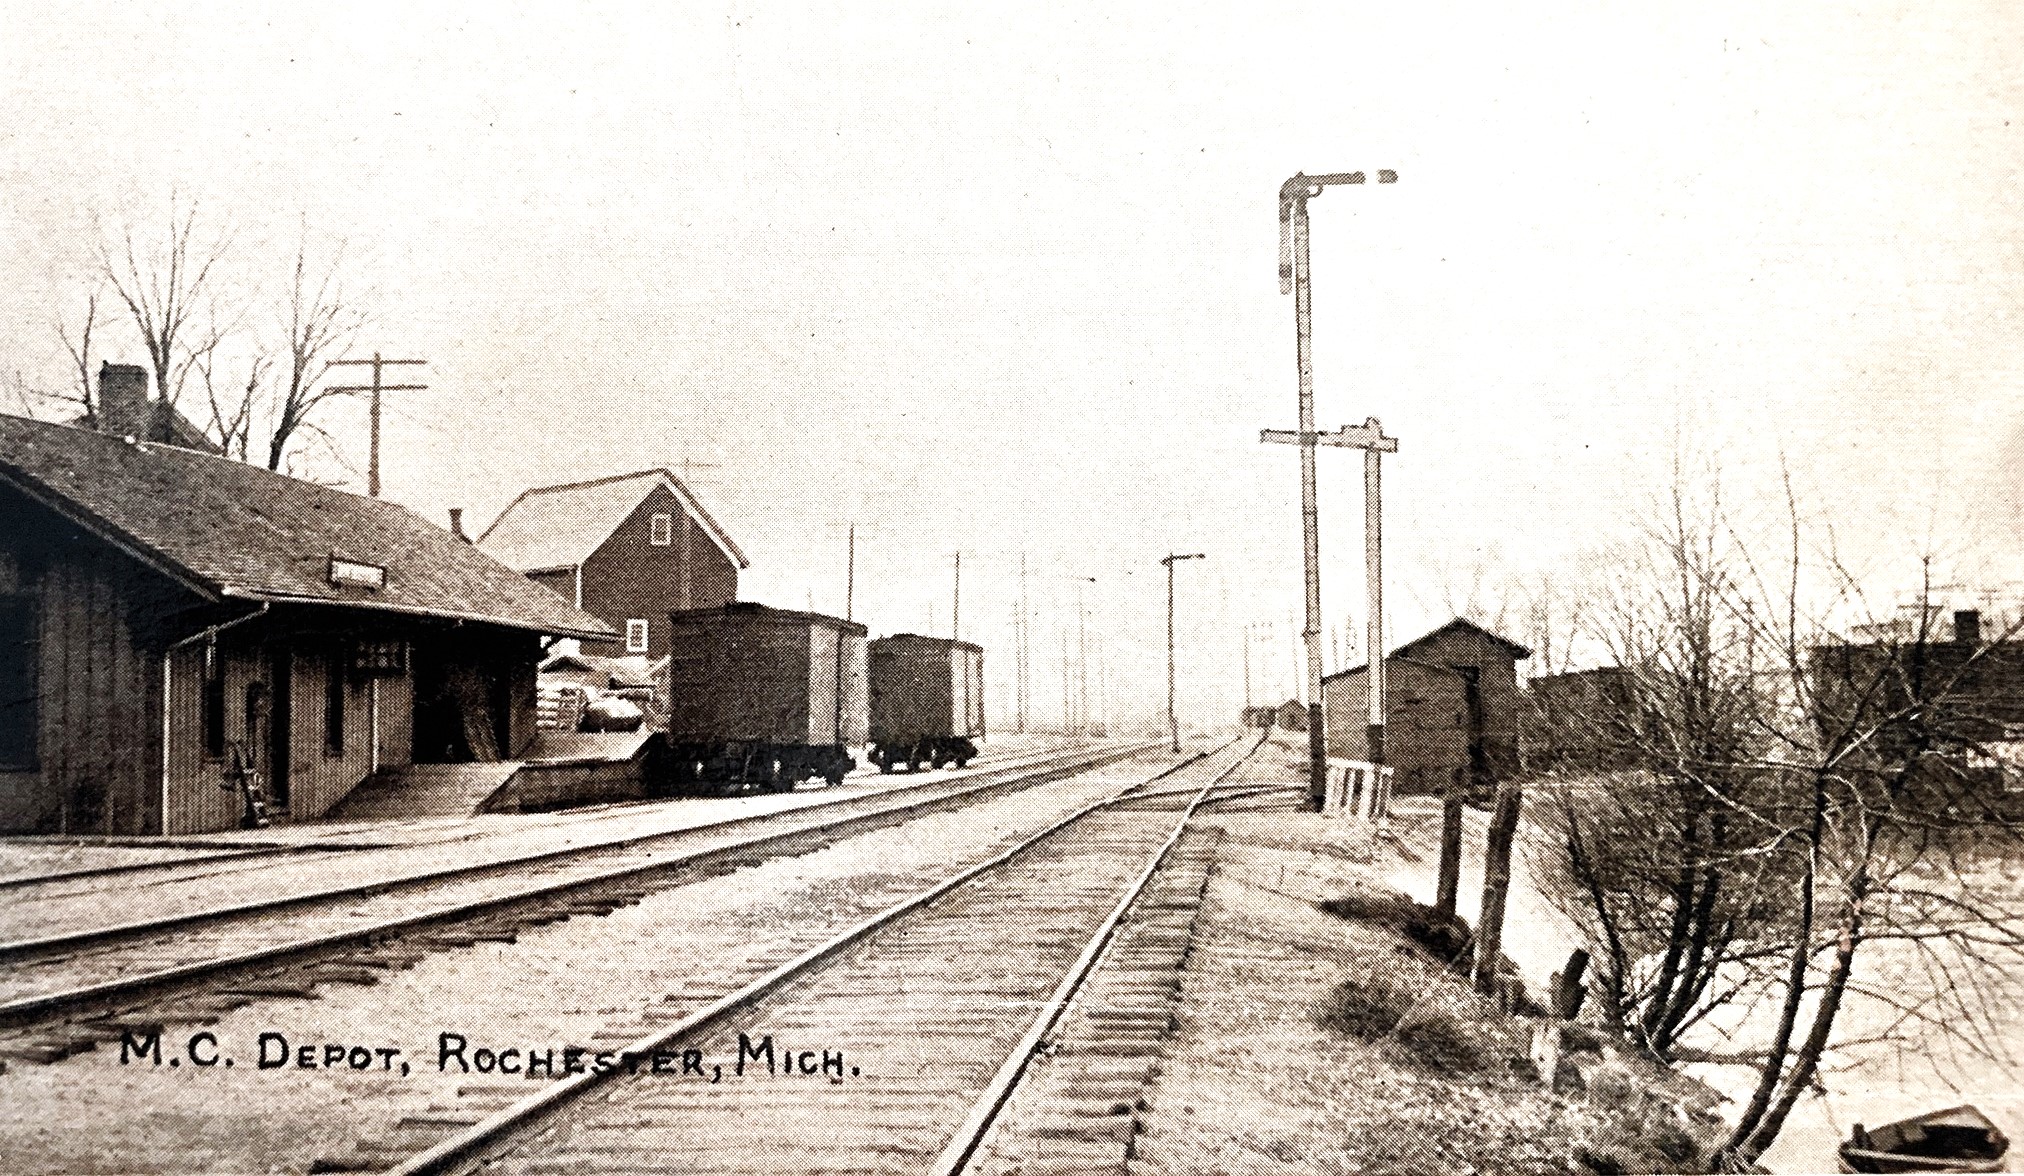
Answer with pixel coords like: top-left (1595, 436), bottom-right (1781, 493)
top-left (0, 741), bottom-right (1065, 899)
top-left (0, 740), bottom-right (1164, 1053)
top-left (364, 733), bottom-right (1268, 1176)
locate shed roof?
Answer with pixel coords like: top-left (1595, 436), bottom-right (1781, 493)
top-left (476, 468), bottom-right (749, 573)
top-left (0, 413), bottom-right (613, 640)
top-left (1321, 618), bottom-right (1532, 684)
top-left (1395, 617), bottom-right (1532, 660)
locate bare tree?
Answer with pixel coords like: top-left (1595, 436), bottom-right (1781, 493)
top-left (1529, 461), bottom-right (2024, 1167)
top-left (82, 202), bottom-right (370, 476)
top-left (257, 225), bottom-right (367, 471)
top-left (189, 321), bottom-right (263, 463)
top-left (98, 197), bottom-right (233, 413)
top-left (54, 285), bottom-right (105, 421)
top-left (1530, 468), bottom-right (1793, 1060)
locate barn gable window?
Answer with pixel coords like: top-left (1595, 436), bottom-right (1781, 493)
top-left (0, 596), bottom-right (36, 769)
top-left (649, 513), bottom-right (673, 546)
top-left (625, 619), bottom-right (649, 653)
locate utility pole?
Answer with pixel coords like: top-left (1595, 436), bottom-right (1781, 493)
top-left (1161, 553), bottom-right (1205, 752)
top-left (1260, 168), bottom-right (1397, 805)
top-left (1060, 626), bottom-right (1073, 737)
top-left (845, 523), bottom-right (856, 621)
top-left (1015, 554), bottom-right (1030, 734)
top-left (326, 353), bottom-right (427, 498)
top-left (677, 455), bottom-right (723, 482)
top-left (1076, 581), bottom-right (1089, 738)
top-left (1242, 623), bottom-right (1253, 708)
top-left (952, 551), bottom-right (961, 641)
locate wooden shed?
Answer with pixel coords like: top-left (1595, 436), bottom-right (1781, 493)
top-left (1322, 618), bottom-right (1531, 797)
top-left (0, 413), bottom-right (611, 834)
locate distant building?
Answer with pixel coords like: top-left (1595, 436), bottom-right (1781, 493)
top-left (1526, 665), bottom-right (1641, 771)
top-left (1323, 618), bottom-right (1531, 797)
top-left (1275, 698), bottom-right (1309, 732)
top-left (1812, 608), bottom-right (2024, 757)
top-left (0, 412), bottom-right (610, 835)
top-left (477, 469), bottom-right (748, 662)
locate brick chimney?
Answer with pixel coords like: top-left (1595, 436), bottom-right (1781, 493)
top-left (97, 363), bottom-right (150, 436)
top-left (448, 508), bottom-right (470, 542)
top-left (1954, 609), bottom-right (1981, 647)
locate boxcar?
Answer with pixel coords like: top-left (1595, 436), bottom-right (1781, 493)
top-left (867, 634), bottom-right (985, 772)
top-left (661, 603), bottom-right (869, 790)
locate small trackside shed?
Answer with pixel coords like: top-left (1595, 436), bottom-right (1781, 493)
top-left (0, 413), bottom-right (612, 835)
top-left (1322, 617), bottom-right (1531, 796)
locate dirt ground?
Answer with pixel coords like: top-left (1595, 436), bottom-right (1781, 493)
top-left (1130, 796), bottom-right (1719, 1176)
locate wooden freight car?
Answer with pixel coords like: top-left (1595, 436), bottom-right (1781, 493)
top-left (868, 634), bottom-right (985, 773)
top-left (661, 603), bottom-right (868, 790)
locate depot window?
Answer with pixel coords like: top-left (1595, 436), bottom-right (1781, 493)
top-left (0, 595), bottom-right (36, 769)
top-left (324, 648), bottom-right (346, 756)
top-left (626, 619), bottom-right (649, 653)
top-left (649, 513), bottom-right (673, 546)
top-left (202, 643), bottom-right (227, 760)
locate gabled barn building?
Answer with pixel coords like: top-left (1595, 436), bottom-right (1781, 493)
top-left (477, 469), bottom-right (748, 662)
top-left (0, 413), bottom-right (610, 835)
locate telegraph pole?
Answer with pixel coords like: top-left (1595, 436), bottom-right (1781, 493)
top-left (1015, 554), bottom-right (1030, 734)
top-left (1260, 168), bottom-right (1397, 804)
top-left (327, 353), bottom-right (427, 497)
top-left (1162, 553), bottom-right (1205, 752)
top-left (1060, 627), bottom-right (1073, 737)
top-left (845, 524), bottom-right (856, 621)
top-left (1076, 581), bottom-right (1089, 738)
top-left (952, 551), bottom-right (961, 641)
top-left (1242, 624), bottom-right (1253, 708)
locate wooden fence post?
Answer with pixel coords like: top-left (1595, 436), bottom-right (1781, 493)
top-left (1435, 773), bottom-right (1466, 917)
top-left (1472, 776), bottom-right (1524, 996)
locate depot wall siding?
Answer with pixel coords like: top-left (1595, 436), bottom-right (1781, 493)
top-left (0, 508), bottom-right (186, 835)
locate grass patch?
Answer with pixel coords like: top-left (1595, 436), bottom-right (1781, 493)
top-left (1312, 970), bottom-right (1493, 1074)
top-left (1317, 890), bottom-right (1473, 963)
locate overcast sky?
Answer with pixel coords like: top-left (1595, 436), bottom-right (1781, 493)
top-left (4, 1), bottom-right (2020, 728)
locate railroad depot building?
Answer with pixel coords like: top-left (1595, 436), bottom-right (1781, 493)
top-left (477, 469), bottom-right (748, 663)
top-left (0, 413), bottom-right (611, 835)
top-left (1322, 618), bottom-right (1531, 796)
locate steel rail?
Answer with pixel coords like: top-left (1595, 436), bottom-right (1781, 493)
top-left (0, 742), bottom-right (1163, 1030)
top-left (379, 737), bottom-right (1258, 1176)
top-left (930, 730), bottom-right (1265, 1176)
top-left (0, 740), bottom-right (1154, 963)
top-left (0, 746), bottom-right (1054, 894)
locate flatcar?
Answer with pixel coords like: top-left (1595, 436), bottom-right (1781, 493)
top-left (660, 602), bottom-right (868, 790)
top-left (868, 633), bottom-right (985, 772)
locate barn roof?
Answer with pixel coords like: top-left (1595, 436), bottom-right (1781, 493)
top-left (0, 413), bottom-right (613, 640)
top-left (476, 468), bottom-right (749, 573)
